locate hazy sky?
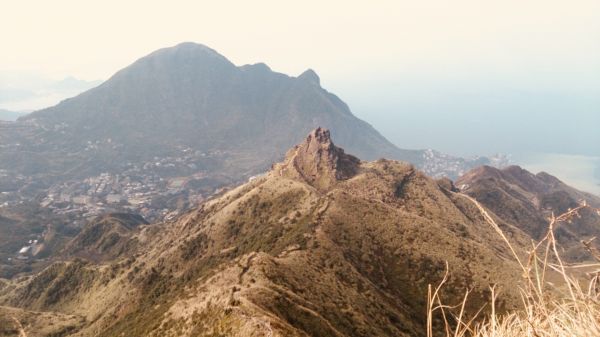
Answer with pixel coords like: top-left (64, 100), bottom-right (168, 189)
top-left (1, 0), bottom-right (599, 156)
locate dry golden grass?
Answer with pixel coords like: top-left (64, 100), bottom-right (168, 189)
top-left (428, 199), bottom-right (600, 337)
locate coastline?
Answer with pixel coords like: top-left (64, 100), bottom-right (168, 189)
top-left (514, 152), bottom-right (600, 197)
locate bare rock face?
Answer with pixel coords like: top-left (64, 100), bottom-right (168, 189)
top-left (274, 127), bottom-right (360, 190)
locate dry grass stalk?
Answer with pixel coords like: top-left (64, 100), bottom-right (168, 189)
top-left (427, 199), bottom-right (600, 337)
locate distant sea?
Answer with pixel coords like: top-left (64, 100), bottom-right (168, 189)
top-left (514, 153), bottom-right (600, 197)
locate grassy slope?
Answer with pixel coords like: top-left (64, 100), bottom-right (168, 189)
top-left (1, 158), bottom-right (532, 336)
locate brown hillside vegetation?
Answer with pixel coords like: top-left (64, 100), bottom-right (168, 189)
top-left (457, 165), bottom-right (600, 261)
top-left (0, 305), bottom-right (84, 337)
top-left (2, 128), bottom-right (592, 336)
top-left (61, 213), bottom-right (148, 263)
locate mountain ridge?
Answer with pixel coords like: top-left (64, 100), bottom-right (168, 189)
top-left (0, 43), bottom-right (507, 278)
top-left (457, 164), bottom-right (600, 260)
top-left (0, 129), bottom-right (534, 337)
top-left (18, 42), bottom-right (483, 171)
top-left (16, 42), bottom-right (422, 173)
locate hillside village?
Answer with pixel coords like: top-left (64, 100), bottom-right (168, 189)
top-left (0, 138), bottom-right (233, 222)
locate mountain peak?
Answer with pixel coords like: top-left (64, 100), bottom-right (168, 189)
top-left (137, 42), bottom-right (234, 68)
top-left (273, 127), bottom-right (360, 190)
top-left (171, 41), bottom-right (220, 53)
top-left (298, 68), bottom-right (320, 85)
top-left (307, 126), bottom-right (333, 145)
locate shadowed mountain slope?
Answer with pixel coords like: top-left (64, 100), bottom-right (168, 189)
top-left (14, 43), bottom-right (418, 176)
top-left (2, 42), bottom-right (490, 186)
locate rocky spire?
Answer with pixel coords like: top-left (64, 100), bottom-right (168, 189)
top-left (298, 69), bottom-right (320, 86)
top-left (274, 127), bottom-right (360, 190)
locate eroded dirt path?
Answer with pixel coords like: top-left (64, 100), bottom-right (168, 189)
top-left (10, 315), bottom-right (27, 337)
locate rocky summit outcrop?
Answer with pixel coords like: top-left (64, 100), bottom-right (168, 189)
top-left (275, 127), bottom-right (360, 190)
top-left (0, 129), bottom-right (534, 337)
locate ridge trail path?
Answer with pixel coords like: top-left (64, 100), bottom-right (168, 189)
top-left (10, 315), bottom-right (27, 337)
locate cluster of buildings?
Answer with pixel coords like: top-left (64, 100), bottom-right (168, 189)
top-left (421, 149), bottom-right (510, 179)
top-left (0, 172), bottom-right (28, 209)
top-left (0, 136), bottom-right (226, 221)
top-left (36, 146), bottom-right (221, 221)
top-left (38, 169), bottom-right (203, 221)
top-left (14, 238), bottom-right (42, 260)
